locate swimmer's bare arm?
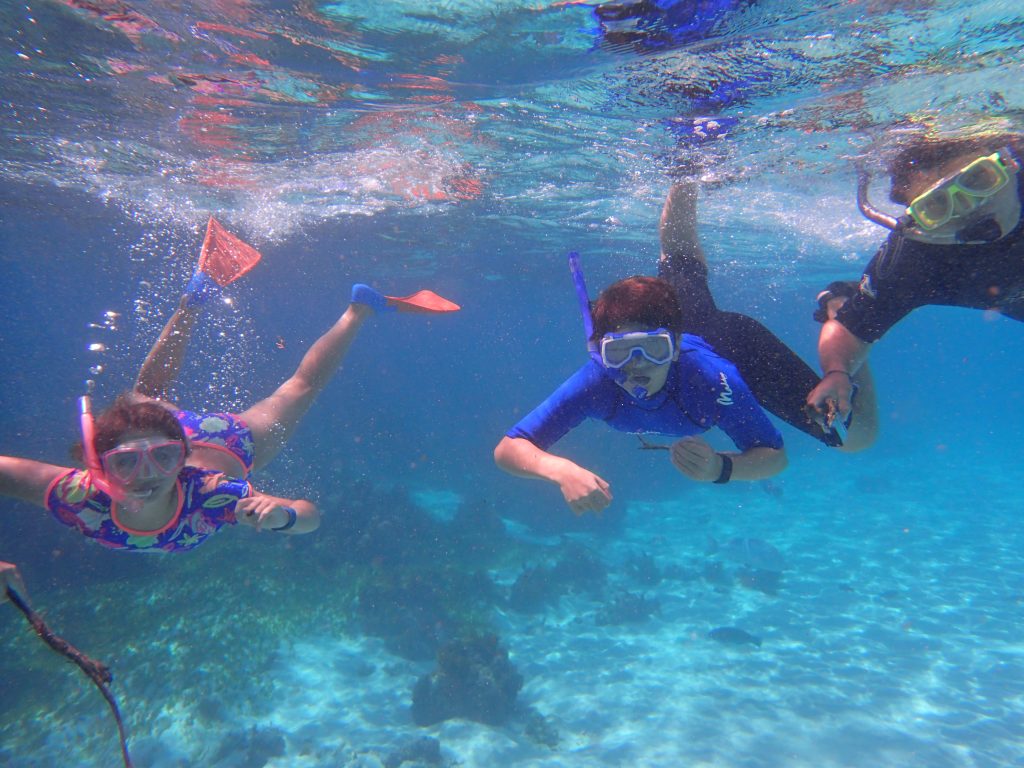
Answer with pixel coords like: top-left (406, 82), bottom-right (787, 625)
top-left (838, 362), bottom-right (878, 452)
top-left (0, 457), bottom-right (71, 508)
top-left (134, 297), bottom-right (203, 401)
top-left (494, 436), bottom-right (612, 516)
top-left (234, 492), bottom-right (320, 534)
top-left (670, 437), bottom-right (787, 482)
top-left (659, 181), bottom-right (706, 267)
top-left (807, 319), bottom-right (873, 419)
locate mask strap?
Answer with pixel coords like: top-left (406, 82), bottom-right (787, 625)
top-left (997, 146), bottom-right (1021, 174)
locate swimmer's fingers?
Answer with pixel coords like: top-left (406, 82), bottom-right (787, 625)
top-left (560, 467), bottom-right (612, 516)
top-left (568, 483), bottom-right (612, 517)
top-left (807, 374), bottom-right (853, 421)
top-left (569, 489), bottom-right (611, 517)
top-left (235, 495), bottom-right (281, 532)
top-left (670, 437), bottom-right (718, 482)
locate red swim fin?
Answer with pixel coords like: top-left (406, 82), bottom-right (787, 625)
top-left (385, 290), bottom-right (461, 313)
top-left (198, 216), bottom-right (263, 287)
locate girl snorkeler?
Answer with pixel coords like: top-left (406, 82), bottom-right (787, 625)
top-left (0, 223), bottom-right (459, 553)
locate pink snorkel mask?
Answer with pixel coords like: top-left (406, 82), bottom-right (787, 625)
top-left (78, 395), bottom-right (127, 503)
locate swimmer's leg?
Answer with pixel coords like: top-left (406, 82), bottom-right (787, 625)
top-left (134, 295), bottom-right (204, 401)
top-left (239, 294), bottom-right (372, 472)
top-left (136, 237), bottom-right (256, 400)
top-left (704, 312), bottom-right (842, 447)
top-left (659, 181), bottom-right (707, 271)
top-left (658, 182), bottom-right (719, 326)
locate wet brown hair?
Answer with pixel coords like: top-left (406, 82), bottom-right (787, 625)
top-left (590, 276), bottom-right (684, 343)
top-left (72, 393), bottom-right (189, 461)
top-left (888, 132), bottom-right (1024, 205)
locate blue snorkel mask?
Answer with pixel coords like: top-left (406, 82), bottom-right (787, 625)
top-left (568, 251), bottom-right (670, 400)
top-left (600, 329), bottom-right (676, 369)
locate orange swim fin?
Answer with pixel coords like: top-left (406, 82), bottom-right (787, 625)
top-left (385, 290), bottom-right (461, 313)
top-left (197, 216), bottom-right (262, 287)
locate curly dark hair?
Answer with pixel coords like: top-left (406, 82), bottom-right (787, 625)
top-left (589, 276), bottom-right (684, 343)
top-left (73, 392), bottom-right (189, 461)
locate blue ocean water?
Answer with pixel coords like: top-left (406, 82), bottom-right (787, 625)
top-left (2, 0), bottom-right (1024, 766)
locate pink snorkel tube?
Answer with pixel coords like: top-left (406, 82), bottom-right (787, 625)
top-left (78, 395), bottom-right (126, 502)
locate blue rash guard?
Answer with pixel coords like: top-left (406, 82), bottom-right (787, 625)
top-left (507, 335), bottom-right (783, 452)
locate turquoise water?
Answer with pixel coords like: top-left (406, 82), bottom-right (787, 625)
top-left (2, 0), bottom-right (1024, 766)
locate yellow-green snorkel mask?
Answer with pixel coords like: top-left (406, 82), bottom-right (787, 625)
top-left (856, 147), bottom-right (1021, 243)
top-left (906, 150), bottom-right (1019, 231)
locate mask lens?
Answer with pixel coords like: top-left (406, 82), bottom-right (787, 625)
top-left (102, 450), bottom-right (142, 482)
top-left (602, 339), bottom-right (635, 367)
top-left (601, 331), bottom-right (673, 368)
top-left (149, 443), bottom-right (185, 474)
top-left (957, 157), bottom-right (1006, 194)
top-left (911, 191), bottom-right (953, 229)
top-left (635, 334), bottom-right (673, 363)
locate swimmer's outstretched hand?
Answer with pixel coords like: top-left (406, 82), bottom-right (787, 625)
top-left (236, 495), bottom-right (296, 533)
top-left (670, 436), bottom-right (722, 482)
top-left (0, 561), bottom-right (28, 605)
top-left (556, 464), bottom-right (612, 516)
top-left (805, 371), bottom-right (854, 426)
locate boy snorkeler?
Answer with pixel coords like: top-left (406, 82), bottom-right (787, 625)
top-left (494, 271), bottom-right (787, 516)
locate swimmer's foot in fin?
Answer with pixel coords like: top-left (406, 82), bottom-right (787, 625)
top-left (351, 283), bottom-right (461, 314)
top-left (184, 217), bottom-right (263, 307)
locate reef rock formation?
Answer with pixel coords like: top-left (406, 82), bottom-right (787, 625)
top-left (411, 634), bottom-right (523, 726)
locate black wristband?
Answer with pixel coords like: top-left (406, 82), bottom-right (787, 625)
top-left (824, 369), bottom-right (852, 379)
top-left (272, 507), bottom-right (297, 532)
top-left (713, 454), bottom-right (733, 484)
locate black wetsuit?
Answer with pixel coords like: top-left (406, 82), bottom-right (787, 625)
top-left (658, 254), bottom-right (841, 447)
top-left (835, 217), bottom-right (1024, 343)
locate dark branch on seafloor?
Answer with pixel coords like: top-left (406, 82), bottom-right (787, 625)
top-left (5, 586), bottom-right (133, 768)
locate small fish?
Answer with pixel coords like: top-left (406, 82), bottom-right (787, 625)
top-left (717, 537), bottom-right (786, 573)
top-left (708, 626), bottom-right (762, 647)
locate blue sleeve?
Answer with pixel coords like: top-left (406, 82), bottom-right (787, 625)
top-left (714, 367), bottom-right (784, 451)
top-left (506, 364), bottom-right (611, 451)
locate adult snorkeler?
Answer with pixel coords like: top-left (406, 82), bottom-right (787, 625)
top-left (0, 221), bottom-right (459, 552)
top-left (806, 131), bottom-right (1024, 428)
top-left (660, 181), bottom-right (878, 450)
top-left (494, 268), bottom-right (787, 516)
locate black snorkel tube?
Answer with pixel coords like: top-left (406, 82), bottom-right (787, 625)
top-left (855, 162), bottom-right (909, 232)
